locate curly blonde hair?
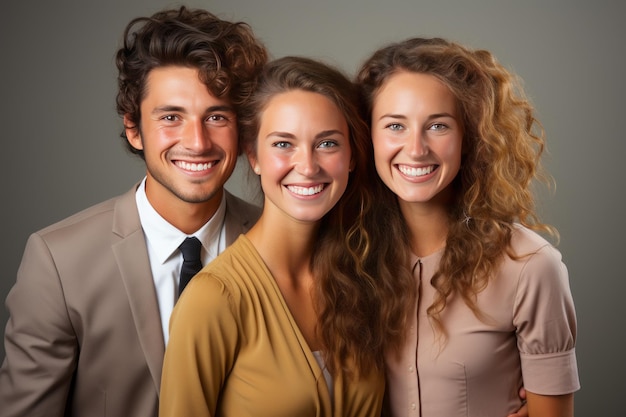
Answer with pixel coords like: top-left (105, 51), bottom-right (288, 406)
top-left (357, 37), bottom-right (556, 336)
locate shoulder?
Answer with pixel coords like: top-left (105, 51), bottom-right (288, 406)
top-left (509, 224), bottom-right (553, 252)
top-left (508, 224), bottom-right (563, 267)
top-left (204, 236), bottom-right (263, 286)
top-left (224, 191), bottom-right (261, 222)
top-left (173, 237), bottom-right (264, 333)
top-left (505, 224), bottom-right (570, 298)
top-left (14, 189), bottom-right (141, 287)
top-left (37, 198), bottom-right (116, 236)
top-left (35, 186), bottom-right (138, 241)
top-left (223, 191), bottom-right (261, 243)
top-left (186, 236), bottom-right (262, 300)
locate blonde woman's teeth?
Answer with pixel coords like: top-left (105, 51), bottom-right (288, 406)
top-left (287, 184), bottom-right (325, 196)
top-left (398, 165), bottom-right (434, 177)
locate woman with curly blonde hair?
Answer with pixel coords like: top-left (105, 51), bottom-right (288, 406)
top-left (357, 37), bottom-right (580, 417)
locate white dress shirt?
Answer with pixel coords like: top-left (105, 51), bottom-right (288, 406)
top-left (135, 178), bottom-right (227, 344)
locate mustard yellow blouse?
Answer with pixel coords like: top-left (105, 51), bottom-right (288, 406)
top-left (160, 235), bottom-right (384, 417)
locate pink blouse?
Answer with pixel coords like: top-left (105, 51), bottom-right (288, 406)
top-left (385, 225), bottom-right (580, 417)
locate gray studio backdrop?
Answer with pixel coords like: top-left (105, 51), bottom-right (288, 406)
top-left (1, 0), bottom-right (623, 415)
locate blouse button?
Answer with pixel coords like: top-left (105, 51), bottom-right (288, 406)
top-left (408, 365), bottom-right (414, 373)
top-left (411, 402), bottom-right (417, 410)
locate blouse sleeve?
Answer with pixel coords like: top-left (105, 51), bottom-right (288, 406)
top-left (513, 243), bottom-right (580, 395)
top-left (159, 273), bottom-right (240, 417)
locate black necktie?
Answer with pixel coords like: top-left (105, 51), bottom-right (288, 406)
top-left (178, 237), bottom-right (203, 296)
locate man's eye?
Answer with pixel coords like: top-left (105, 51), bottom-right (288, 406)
top-left (206, 114), bottom-right (230, 126)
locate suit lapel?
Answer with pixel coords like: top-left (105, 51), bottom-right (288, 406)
top-left (111, 186), bottom-right (165, 391)
top-left (105, 188), bottom-right (258, 393)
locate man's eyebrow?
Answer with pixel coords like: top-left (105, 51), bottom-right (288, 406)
top-left (151, 105), bottom-right (185, 115)
top-left (205, 105), bottom-right (236, 113)
top-left (151, 104), bottom-right (235, 115)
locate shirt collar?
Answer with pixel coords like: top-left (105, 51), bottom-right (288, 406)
top-left (135, 177), bottom-right (227, 265)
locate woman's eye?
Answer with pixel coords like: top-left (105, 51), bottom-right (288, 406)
top-left (272, 141), bottom-right (290, 149)
top-left (386, 123), bottom-right (404, 131)
top-left (430, 123), bottom-right (447, 131)
top-left (318, 140), bottom-right (338, 149)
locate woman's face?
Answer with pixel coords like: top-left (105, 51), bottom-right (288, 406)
top-left (371, 71), bottom-right (463, 207)
top-left (249, 89), bottom-right (352, 224)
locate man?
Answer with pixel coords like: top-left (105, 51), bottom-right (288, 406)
top-left (0, 7), bottom-right (267, 416)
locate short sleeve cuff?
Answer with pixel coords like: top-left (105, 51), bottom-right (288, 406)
top-left (520, 348), bottom-right (581, 395)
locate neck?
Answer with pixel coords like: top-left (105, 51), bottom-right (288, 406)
top-left (246, 210), bottom-right (318, 284)
top-left (145, 180), bottom-right (223, 235)
top-left (399, 198), bottom-right (450, 257)
top-left (247, 208), bottom-right (321, 350)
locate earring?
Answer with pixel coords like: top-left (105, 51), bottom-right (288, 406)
top-left (461, 211), bottom-right (472, 226)
top-left (254, 166), bottom-right (260, 174)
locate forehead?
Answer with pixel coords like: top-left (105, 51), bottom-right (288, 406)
top-left (261, 90), bottom-right (348, 128)
top-left (374, 71), bottom-right (457, 110)
top-left (142, 65), bottom-right (230, 107)
top-left (145, 66), bottom-right (200, 92)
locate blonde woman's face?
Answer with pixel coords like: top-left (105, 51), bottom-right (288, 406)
top-left (371, 71), bottom-right (463, 207)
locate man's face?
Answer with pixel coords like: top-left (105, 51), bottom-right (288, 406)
top-left (125, 66), bottom-right (239, 219)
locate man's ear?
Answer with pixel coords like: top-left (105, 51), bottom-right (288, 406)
top-left (124, 114), bottom-right (143, 151)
